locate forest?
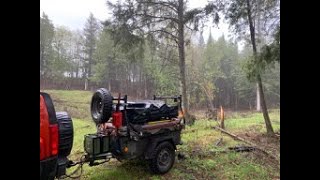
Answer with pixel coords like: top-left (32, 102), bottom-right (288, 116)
top-left (40, 0), bottom-right (279, 115)
top-left (41, 0), bottom-right (280, 179)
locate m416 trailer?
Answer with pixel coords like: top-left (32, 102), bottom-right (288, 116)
top-left (83, 88), bottom-right (185, 174)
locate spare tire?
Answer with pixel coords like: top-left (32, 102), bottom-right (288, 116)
top-left (91, 88), bottom-right (113, 125)
top-left (56, 112), bottom-right (73, 157)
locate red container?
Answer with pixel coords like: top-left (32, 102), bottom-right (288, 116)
top-left (112, 111), bottom-right (123, 129)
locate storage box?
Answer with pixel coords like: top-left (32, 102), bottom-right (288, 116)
top-left (84, 134), bottom-right (110, 155)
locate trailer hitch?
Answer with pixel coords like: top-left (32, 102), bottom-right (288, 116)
top-left (85, 152), bottom-right (113, 166)
top-left (67, 152), bottom-right (113, 167)
top-left (59, 152), bottom-right (112, 179)
top-left (58, 155), bottom-right (86, 179)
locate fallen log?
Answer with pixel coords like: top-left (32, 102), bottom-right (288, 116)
top-left (212, 126), bottom-right (279, 162)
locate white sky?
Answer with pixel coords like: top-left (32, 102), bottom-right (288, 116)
top-left (40, 0), bottom-right (243, 50)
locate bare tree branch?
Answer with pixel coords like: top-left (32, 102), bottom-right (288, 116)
top-left (135, 13), bottom-right (179, 23)
top-left (138, 0), bottom-right (178, 13)
top-left (148, 29), bottom-right (179, 44)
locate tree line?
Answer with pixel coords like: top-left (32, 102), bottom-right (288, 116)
top-left (40, 0), bottom-right (279, 134)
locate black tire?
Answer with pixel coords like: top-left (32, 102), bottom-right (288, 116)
top-left (149, 141), bottom-right (175, 174)
top-left (90, 88), bottom-right (113, 124)
top-left (56, 112), bottom-right (73, 157)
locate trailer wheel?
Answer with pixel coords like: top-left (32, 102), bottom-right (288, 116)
top-left (148, 141), bottom-right (175, 174)
top-left (91, 88), bottom-right (113, 125)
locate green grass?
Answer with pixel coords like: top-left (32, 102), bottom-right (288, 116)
top-left (225, 110), bottom-right (280, 133)
top-left (44, 90), bottom-right (93, 120)
top-left (176, 153), bottom-right (272, 180)
top-left (68, 118), bottom-right (96, 160)
top-left (44, 90), bottom-right (280, 180)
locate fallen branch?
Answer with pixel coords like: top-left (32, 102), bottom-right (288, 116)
top-left (213, 126), bottom-right (256, 145)
top-left (215, 138), bottom-right (223, 146)
top-left (212, 126), bottom-right (279, 162)
top-left (228, 146), bottom-right (256, 152)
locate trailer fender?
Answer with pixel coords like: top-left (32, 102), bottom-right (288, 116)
top-left (144, 136), bottom-right (176, 160)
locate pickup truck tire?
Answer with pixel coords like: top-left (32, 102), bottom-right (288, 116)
top-left (148, 141), bottom-right (175, 174)
top-left (56, 112), bottom-right (73, 157)
top-left (91, 88), bottom-right (113, 124)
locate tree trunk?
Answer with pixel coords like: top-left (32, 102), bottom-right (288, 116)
top-left (246, 0), bottom-right (274, 135)
top-left (40, 47), bottom-right (45, 78)
top-left (195, 90), bottom-right (200, 109)
top-left (256, 83), bottom-right (261, 111)
top-left (220, 106), bottom-right (225, 129)
top-left (84, 78), bottom-right (88, 90)
top-left (178, 0), bottom-right (191, 124)
top-left (126, 64), bottom-right (130, 95)
top-left (108, 78), bottom-right (111, 91)
top-left (256, 0), bottom-right (262, 112)
top-left (144, 74), bottom-right (148, 98)
top-left (257, 75), bottom-right (274, 134)
top-left (87, 47), bottom-right (94, 90)
top-left (235, 92), bottom-right (238, 111)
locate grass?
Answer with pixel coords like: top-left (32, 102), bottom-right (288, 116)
top-left (225, 109), bottom-right (280, 134)
top-left (68, 118), bottom-right (96, 160)
top-left (44, 90), bottom-right (93, 120)
top-left (43, 90), bottom-right (280, 180)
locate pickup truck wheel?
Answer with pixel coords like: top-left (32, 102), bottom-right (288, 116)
top-left (56, 112), bottom-right (73, 157)
top-left (149, 141), bottom-right (175, 174)
top-left (91, 88), bottom-right (113, 125)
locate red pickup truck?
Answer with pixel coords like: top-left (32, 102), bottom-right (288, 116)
top-left (40, 92), bottom-right (74, 180)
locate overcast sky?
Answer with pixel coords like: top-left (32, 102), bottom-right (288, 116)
top-left (40, 0), bottom-right (243, 49)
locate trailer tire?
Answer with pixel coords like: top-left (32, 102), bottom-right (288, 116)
top-left (148, 141), bottom-right (175, 174)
